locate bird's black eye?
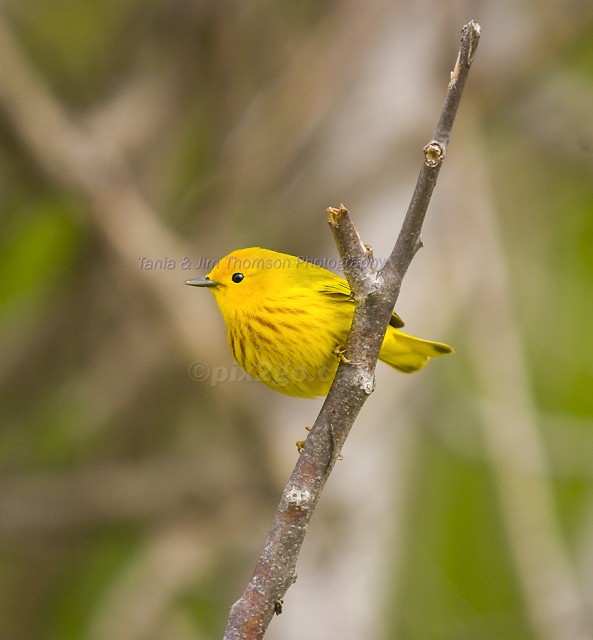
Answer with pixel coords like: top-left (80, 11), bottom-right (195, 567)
top-left (231, 272), bottom-right (244, 283)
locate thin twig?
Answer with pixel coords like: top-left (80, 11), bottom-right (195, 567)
top-left (386, 20), bottom-right (480, 283)
top-left (223, 20), bottom-right (480, 640)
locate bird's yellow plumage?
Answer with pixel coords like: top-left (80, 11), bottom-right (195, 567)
top-left (186, 247), bottom-right (453, 398)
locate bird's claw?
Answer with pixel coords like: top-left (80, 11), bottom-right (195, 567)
top-left (296, 426), bottom-right (312, 454)
top-left (334, 346), bottom-right (358, 365)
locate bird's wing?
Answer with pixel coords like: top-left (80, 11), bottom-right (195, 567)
top-left (319, 278), bottom-right (353, 301)
top-left (319, 279), bottom-right (405, 327)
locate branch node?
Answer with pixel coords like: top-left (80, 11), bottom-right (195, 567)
top-left (359, 371), bottom-right (375, 395)
top-left (424, 141), bottom-right (445, 168)
top-left (285, 486), bottom-right (312, 510)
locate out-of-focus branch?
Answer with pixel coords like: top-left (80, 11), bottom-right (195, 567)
top-left (0, 11), bottom-right (220, 359)
top-left (219, 0), bottom-right (398, 195)
top-left (456, 120), bottom-right (593, 640)
top-left (0, 454), bottom-right (266, 538)
top-left (223, 21), bottom-right (480, 640)
top-left (88, 523), bottom-right (212, 640)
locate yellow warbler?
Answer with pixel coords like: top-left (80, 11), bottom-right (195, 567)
top-left (186, 247), bottom-right (453, 398)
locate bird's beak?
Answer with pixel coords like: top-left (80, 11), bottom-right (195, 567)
top-left (185, 276), bottom-right (219, 287)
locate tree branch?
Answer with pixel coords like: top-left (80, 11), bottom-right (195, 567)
top-left (223, 20), bottom-right (480, 640)
top-left (387, 19), bottom-right (480, 283)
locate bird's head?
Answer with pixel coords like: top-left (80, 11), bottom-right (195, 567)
top-left (185, 247), bottom-right (303, 315)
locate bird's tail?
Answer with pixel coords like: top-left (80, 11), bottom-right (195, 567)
top-left (379, 327), bottom-right (453, 373)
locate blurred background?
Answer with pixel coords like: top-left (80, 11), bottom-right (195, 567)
top-left (1, 1), bottom-right (593, 639)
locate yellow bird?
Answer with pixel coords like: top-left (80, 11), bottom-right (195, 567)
top-left (186, 247), bottom-right (453, 398)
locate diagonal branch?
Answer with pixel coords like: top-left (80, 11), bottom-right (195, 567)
top-left (223, 20), bottom-right (480, 640)
top-left (386, 19), bottom-right (480, 283)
